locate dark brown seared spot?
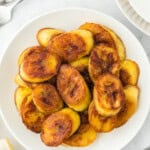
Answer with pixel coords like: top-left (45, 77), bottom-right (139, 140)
top-left (104, 83), bottom-right (119, 108)
top-left (70, 84), bottom-right (79, 98)
top-left (41, 97), bottom-right (51, 105)
top-left (66, 43), bottom-right (79, 55)
top-left (80, 68), bottom-right (93, 91)
top-left (54, 119), bottom-right (72, 136)
top-left (39, 87), bottom-right (53, 105)
top-left (66, 73), bottom-right (83, 104)
top-left (47, 76), bottom-right (57, 86)
top-left (79, 111), bottom-right (89, 124)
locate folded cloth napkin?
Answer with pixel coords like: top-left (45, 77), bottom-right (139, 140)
top-left (0, 139), bottom-right (13, 150)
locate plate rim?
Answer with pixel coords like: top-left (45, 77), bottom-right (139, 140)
top-left (0, 7), bottom-right (150, 150)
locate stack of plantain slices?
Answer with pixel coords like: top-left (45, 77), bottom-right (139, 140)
top-left (14, 22), bottom-right (140, 147)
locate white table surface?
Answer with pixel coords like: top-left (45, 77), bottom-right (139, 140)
top-left (0, 0), bottom-right (150, 150)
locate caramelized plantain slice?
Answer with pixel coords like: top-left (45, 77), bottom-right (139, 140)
top-left (115, 85), bottom-right (139, 127)
top-left (20, 96), bottom-right (47, 133)
top-left (89, 44), bottom-right (120, 82)
top-left (48, 30), bottom-right (94, 62)
top-left (19, 46), bottom-right (61, 83)
top-left (57, 65), bottom-right (91, 111)
top-left (36, 28), bottom-right (64, 47)
top-left (41, 108), bottom-right (80, 146)
top-left (64, 123), bottom-right (96, 146)
top-left (103, 26), bottom-right (126, 61)
top-left (32, 83), bottom-right (63, 114)
top-left (79, 22), bottom-right (115, 47)
top-left (88, 102), bottom-right (116, 132)
top-left (120, 59), bottom-right (140, 86)
top-left (14, 86), bottom-right (32, 112)
top-left (94, 73), bottom-right (125, 117)
top-left (14, 74), bottom-right (37, 88)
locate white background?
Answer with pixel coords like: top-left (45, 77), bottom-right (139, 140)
top-left (0, 0), bottom-right (150, 149)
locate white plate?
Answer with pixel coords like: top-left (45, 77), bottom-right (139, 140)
top-left (0, 8), bottom-right (150, 150)
top-left (115, 0), bottom-right (150, 36)
top-left (129, 0), bottom-right (150, 23)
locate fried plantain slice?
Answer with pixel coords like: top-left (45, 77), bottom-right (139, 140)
top-left (19, 46), bottom-right (61, 83)
top-left (14, 86), bottom-right (32, 112)
top-left (41, 108), bottom-right (80, 146)
top-left (64, 123), bottom-right (96, 146)
top-left (36, 28), bottom-right (64, 47)
top-left (115, 85), bottom-right (139, 128)
top-left (20, 95), bottom-right (47, 133)
top-left (32, 83), bottom-right (63, 114)
top-left (79, 22), bottom-right (115, 47)
top-left (14, 74), bottom-right (37, 88)
top-left (94, 73), bottom-right (125, 117)
top-left (89, 44), bottom-right (120, 82)
top-left (57, 65), bottom-right (91, 111)
top-left (103, 26), bottom-right (126, 61)
top-left (120, 59), bottom-right (140, 86)
top-left (48, 30), bottom-right (94, 62)
top-left (88, 101), bottom-right (116, 132)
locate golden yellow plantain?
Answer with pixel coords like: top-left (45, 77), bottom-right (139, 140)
top-left (57, 65), bottom-right (91, 111)
top-left (32, 83), bottom-right (63, 114)
top-left (48, 30), bottom-right (94, 62)
top-left (115, 85), bottom-right (139, 127)
top-left (37, 28), bottom-right (64, 47)
top-left (14, 86), bottom-right (32, 112)
top-left (94, 73), bottom-right (125, 117)
top-left (19, 46), bottom-right (61, 83)
top-left (120, 59), bottom-right (140, 86)
top-left (41, 108), bottom-right (80, 146)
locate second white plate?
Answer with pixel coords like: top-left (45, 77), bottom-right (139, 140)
top-left (116, 0), bottom-right (150, 36)
top-left (129, 0), bottom-right (150, 23)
